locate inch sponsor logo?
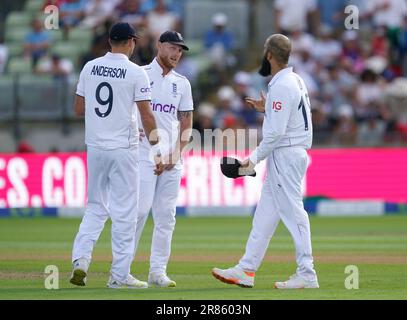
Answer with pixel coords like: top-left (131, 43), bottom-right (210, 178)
top-left (152, 102), bottom-right (176, 115)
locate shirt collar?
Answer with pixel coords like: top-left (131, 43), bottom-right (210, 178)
top-left (269, 67), bottom-right (293, 86)
top-left (151, 58), bottom-right (173, 77)
top-left (105, 52), bottom-right (129, 60)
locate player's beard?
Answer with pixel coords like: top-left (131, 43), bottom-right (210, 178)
top-left (258, 55), bottom-right (271, 77)
top-left (162, 55), bottom-right (178, 70)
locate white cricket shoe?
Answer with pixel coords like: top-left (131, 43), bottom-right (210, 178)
top-left (148, 273), bottom-right (177, 288)
top-left (107, 274), bottom-right (148, 289)
top-left (70, 258), bottom-right (89, 286)
top-left (274, 274), bottom-right (319, 289)
top-left (212, 266), bottom-right (255, 288)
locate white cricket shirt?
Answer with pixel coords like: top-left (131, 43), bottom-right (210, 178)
top-left (249, 67), bottom-right (313, 165)
top-left (138, 58), bottom-right (194, 162)
top-left (76, 52), bottom-right (151, 149)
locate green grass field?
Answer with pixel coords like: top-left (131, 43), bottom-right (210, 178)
top-left (0, 215), bottom-right (406, 300)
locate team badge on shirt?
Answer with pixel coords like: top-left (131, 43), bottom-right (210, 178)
top-left (172, 83), bottom-right (177, 97)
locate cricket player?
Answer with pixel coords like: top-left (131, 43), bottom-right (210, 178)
top-left (134, 31), bottom-right (193, 287)
top-left (212, 34), bottom-right (319, 289)
top-left (70, 22), bottom-right (163, 289)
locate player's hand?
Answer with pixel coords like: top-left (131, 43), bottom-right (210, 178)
top-left (139, 128), bottom-right (146, 142)
top-left (245, 91), bottom-right (266, 113)
top-left (154, 154), bottom-right (165, 176)
top-left (239, 158), bottom-right (256, 176)
top-left (163, 152), bottom-right (180, 171)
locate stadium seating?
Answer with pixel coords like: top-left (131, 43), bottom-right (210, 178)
top-left (68, 28), bottom-right (93, 48)
top-left (184, 0), bottom-right (249, 48)
top-left (5, 11), bottom-right (32, 30)
top-left (17, 74), bottom-right (64, 120)
top-left (6, 42), bottom-right (24, 58)
top-left (52, 42), bottom-right (83, 68)
top-left (7, 58), bottom-right (32, 73)
top-left (0, 75), bottom-right (16, 121)
top-left (5, 27), bottom-right (30, 43)
top-left (24, 0), bottom-right (44, 13)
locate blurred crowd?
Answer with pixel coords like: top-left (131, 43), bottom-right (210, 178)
top-left (193, 0), bottom-right (407, 147)
top-left (1, 0), bottom-right (407, 151)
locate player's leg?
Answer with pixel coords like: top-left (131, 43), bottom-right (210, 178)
top-left (238, 174), bottom-right (280, 272)
top-left (107, 147), bottom-right (147, 288)
top-left (272, 147), bottom-right (318, 289)
top-left (70, 147), bottom-right (109, 286)
top-left (148, 166), bottom-right (182, 287)
top-left (212, 166), bottom-right (280, 288)
top-left (133, 160), bottom-right (157, 259)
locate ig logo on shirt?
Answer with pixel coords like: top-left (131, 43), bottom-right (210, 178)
top-left (272, 101), bottom-right (282, 111)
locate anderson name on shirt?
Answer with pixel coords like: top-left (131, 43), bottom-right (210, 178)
top-left (90, 65), bottom-right (127, 79)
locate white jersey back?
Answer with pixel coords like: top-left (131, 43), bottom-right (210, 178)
top-left (76, 52), bottom-right (151, 150)
top-left (268, 67), bottom-right (313, 149)
top-left (250, 67), bottom-right (313, 164)
top-left (138, 58), bottom-right (193, 161)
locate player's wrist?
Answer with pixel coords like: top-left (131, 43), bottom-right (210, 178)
top-left (151, 142), bottom-right (162, 157)
top-left (249, 151), bottom-right (258, 166)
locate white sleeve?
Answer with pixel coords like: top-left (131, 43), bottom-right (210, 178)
top-left (249, 84), bottom-right (293, 165)
top-left (134, 68), bottom-right (152, 102)
top-left (76, 64), bottom-right (87, 97)
top-left (179, 79), bottom-right (194, 111)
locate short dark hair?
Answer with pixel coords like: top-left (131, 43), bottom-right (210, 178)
top-left (265, 34), bottom-right (291, 66)
top-left (110, 38), bottom-right (131, 47)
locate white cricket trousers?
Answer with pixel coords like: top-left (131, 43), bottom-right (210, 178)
top-left (239, 147), bottom-right (317, 281)
top-left (72, 146), bottom-right (139, 282)
top-left (133, 160), bottom-right (182, 275)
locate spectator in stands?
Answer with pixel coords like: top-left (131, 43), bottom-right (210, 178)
top-left (320, 63), bottom-right (356, 115)
top-left (204, 12), bottom-right (235, 69)
top-left (194, 102), bottom-right (216, 134)
top-left (81, 0), bottom-right (118, 28)
top-left (312, 25), bottom-right (342, 65)
top-left (232, 71), bottom-right (257, 125)
top-left (35, 53), bottom-right (74, 78)
top-left (371, 26), bottom-right (390, 59)
top-left (365, 0), bottom-right (407, 30)
top-left (311, 104), bottom-right (333, 144)
top-left (274, 0), bottom-right (318, 35)
top-left (331, 104), bottom-right (358, 145)
top-left (341, 30), bottom-right (365, 74)
top-left (355, 68), bottom-right (387, 119)
top-left (59, 0), bottom-right (87, 38)
top-left (43, 0), bottom-right (66, 10)
top-left (115, 0), bottom-right (145, 27)
top-left (140, 0), bottom-right (178, 14)
top-left (80, 19), bottom-right (112, 67)
top-left (130, 29), bottom-right (155, 65)
top-left (146, 0), bottom-right (180, 39)
top-left (213, 86), bottom-right (239, 129)
top-left (17, 141), bottom-right (35, 153)
top-left (24, 18), bottom-right (51, 67)
top-left (317, 0), bottom-right (346, 30)
top-left (0, 37), bottom-right (8, 74)
top-left (175, 52), bottom-right (199, 85)
top-left (365, 0), bottom-right (407, 71)
top-left (357, 114), bottom-right (386, 145)
top-left (401, 17), bottom-right (407, 76)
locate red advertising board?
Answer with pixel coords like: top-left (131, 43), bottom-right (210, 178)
top-left (0, 148), bottom-right (406, 208)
